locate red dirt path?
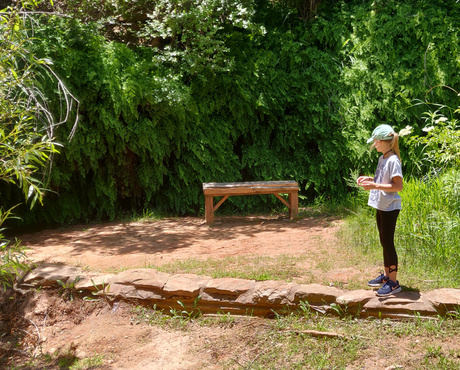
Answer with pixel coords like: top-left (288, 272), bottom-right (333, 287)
top-left (20, 215), bottom-right (343, 273)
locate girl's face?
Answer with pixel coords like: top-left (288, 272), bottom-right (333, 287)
top-left (373, 139), bottom-right (391, 153)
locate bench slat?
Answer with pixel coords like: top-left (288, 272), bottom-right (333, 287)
top-left (204, 187), bottom-right (299, 196)
top-left (203, 181), bottom-right (298, 190)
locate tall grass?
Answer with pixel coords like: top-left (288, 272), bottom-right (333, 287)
top-left (398, 169), bottom-right (460, 286)
top-left (341, 169), bottom-right (460, 290)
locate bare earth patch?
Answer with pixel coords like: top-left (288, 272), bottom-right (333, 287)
top-left (19, 215), bottom-right (369, 286)
top-left (19, 215), bottom-right (340, 270)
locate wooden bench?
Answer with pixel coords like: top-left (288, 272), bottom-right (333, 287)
top-left (202, 181), bottom-right (299, 224)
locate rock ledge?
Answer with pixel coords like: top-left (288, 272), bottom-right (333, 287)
top-left (21, 263), bottom-right (460, 319)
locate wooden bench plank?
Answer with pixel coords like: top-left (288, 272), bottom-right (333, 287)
top-left (203, 181), bottom-right (298, 189)
top-left (204, 187), bottom-right (298, 197)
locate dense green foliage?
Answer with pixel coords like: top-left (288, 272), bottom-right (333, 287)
top-left (1, 0), bottom-right (78, 288)
top-left (2, 0), bottom-right (460, 224)
top-left (1, 0), bottom-right (64, 208)
top-left (404, 100), bottom-right (460, 176)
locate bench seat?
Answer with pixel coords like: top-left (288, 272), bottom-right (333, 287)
top-left (202, 181), bottom-right (299, 224)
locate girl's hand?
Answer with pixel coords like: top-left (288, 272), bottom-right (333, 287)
top-left (357, 176), bottom-right (373, 186)
top-left (360, 181), bottom-right (376, 190)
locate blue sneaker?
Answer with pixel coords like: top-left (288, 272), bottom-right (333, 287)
top-left (377, 280), bottom-right (401, 297)
top-left (368, 272), bottom-right (389, 287)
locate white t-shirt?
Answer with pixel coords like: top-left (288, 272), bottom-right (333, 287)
top-left (368, 154), bottom-right (403, 211)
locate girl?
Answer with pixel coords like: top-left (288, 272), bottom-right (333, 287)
top-left (357, 124), bottom-right (403, 297)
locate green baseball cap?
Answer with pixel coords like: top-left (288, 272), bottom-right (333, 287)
top-left (366, 124), bottom-right (394, 143)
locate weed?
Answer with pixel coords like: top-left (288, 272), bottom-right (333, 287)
top-left (427, 345), bottom-right (444, 358)
top-left (131, 305), bottom-right (170, 327)
top-left (57, 276), bottom-right (82, 301)
top-left (330, 303), bottom-right (349, 319)
top-left (132, 299), bottom-right (203, 330)
top-left (213, 311), bottom-right (236, 326)
top-left (131, 209), bottom-right (163, 222)
top-left (41, 346), bottom-right (106, 370)
top-left (200, 311), bottom-right (237, 328)
top-left (69, 354), bottom-right (105, 369)
top-left (298, 300), bottom-right (313, 318)
top-left (83, 278), bottom-right (111, 302)
top-left (170, 295), bottom-right (202, 321)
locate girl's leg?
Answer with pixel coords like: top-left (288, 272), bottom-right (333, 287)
top-left (376, 211), bottom-right (388, 273)
top-left (376, 209), bottom-right (400, 281)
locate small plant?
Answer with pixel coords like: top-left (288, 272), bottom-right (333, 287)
top-left (298, 300), bottom-right (313, 318)
top-left (41, 345), bottom-right (106, 369)
top-left (83, 278), bottom-right (111, 302)
top-left (447, 306), bottom-right (460, 320)
top-left (131, 305), bottom-right (178, 328)
top-left (214, 311), bottom-right (236, 326)
top-left (330, 303), bottom-right (351, 319)
top-left (57, 276), bottom-right (82, 301)
top-left (170, 295), bottom-right (202, 321)
top-left (69, 354), bottom-right (106, 369)
top-left (134, 209), bottom-right (162, 222)
top-left (425, 345), bottom-right (444, 359)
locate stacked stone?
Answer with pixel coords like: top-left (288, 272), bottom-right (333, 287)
top-left (21, 264), bottom-right (460, 319)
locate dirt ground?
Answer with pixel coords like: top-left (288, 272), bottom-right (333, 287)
top-left (0, 290), bottom-right (274, 369)
top-left (17, 215), bottom-right (343, 273)
top-left (3, 214), bottom-right (457, 368)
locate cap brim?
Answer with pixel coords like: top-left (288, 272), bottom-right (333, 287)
top-left (366, 137), bottom-right (374, 144)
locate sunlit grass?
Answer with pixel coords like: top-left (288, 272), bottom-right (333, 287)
top-left (154, 254), bottom-right (311, 282)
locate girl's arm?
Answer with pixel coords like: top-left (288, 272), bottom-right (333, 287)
top-left (360, 176), bottom-right (403, 192)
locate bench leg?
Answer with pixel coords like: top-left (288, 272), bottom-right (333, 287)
top-left (205, 195), bottom-right (214, 224)
top-left (289, 192), bottom-right (298, 220)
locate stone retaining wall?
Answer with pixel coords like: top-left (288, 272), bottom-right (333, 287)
top-left (21, 263), bottom-right (460, 319)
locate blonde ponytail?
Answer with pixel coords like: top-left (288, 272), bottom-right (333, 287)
top-left (390, 133), bottom-right (401, 162)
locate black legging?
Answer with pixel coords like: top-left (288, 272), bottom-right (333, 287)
top-left (376, 209), bottom-right (400, 268)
